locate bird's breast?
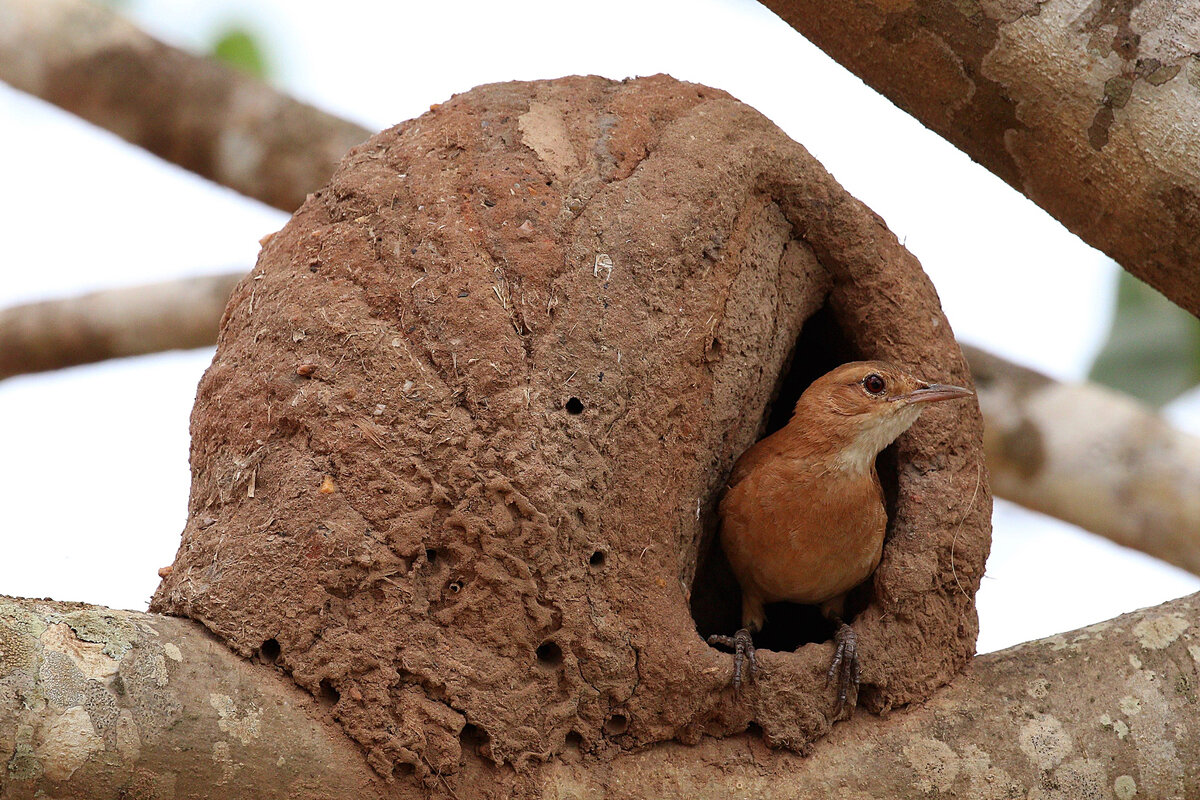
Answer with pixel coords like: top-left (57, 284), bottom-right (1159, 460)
top-left (719, 461), bottom-right (887, 606)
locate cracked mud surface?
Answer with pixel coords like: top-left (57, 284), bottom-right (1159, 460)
top-left (151, 75), bottom-right (990, 794)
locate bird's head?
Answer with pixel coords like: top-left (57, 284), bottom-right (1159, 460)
top-left (794, 360), bottom-right (973, 473)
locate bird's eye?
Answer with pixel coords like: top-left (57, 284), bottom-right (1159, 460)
top-left (863, 374), bottom-right (886, 395)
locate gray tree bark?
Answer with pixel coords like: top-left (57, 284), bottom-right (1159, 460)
top-left (0, 596), bottom-right (387, 798)
top-left (3, 592), bottom-right (1196, 798)
top-left (759, 0), bottom-right (1200, 314)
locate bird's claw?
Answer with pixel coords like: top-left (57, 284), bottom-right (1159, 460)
top-left (826, 623), bottom-right (861, 717)
top-left (708, 628), bottom-right (760, 690)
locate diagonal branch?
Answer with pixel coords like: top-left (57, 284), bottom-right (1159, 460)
top-left (758, 0), bottom-right (1200, 314)
top-left (965, 345), bottom-right (1200, 575)
top-left (0, 0), bottom-right (370, 213)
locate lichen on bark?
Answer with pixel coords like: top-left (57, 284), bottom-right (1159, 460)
top-left (763, 0), bottom-right (1200, 312)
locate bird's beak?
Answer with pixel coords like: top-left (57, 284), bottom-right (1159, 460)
top-left (895, 383), bottom-right (974, 404)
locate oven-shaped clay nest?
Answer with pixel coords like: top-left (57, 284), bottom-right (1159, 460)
top-left (152, 75), bottom-right (990, 786)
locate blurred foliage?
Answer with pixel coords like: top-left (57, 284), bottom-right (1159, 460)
top-left (1089, 269), bottom-right (1200, 407)
top-left (210, 27), bottom-right (270, 80)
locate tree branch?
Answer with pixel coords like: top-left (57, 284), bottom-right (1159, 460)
top-left (3, 591), bottom-right (1196, 797)
top-left (554, 590), bottom-right (1200, 798)
top-left (965, 345), bottom-right (1200, 575)
top-left (0, 273), bottom-right (242, 380)
top-left (758, 0), bottom-right (1200, 314)
top-left (0, 595), bottom-right (389, 798)
top-left (0, 0), bottom-right (370, 213)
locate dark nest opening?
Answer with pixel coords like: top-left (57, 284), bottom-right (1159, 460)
top-left (689, 304), bottom-right (902, 654)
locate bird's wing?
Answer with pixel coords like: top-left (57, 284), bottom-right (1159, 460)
top-left (726, 432), bottom-right (792, 489)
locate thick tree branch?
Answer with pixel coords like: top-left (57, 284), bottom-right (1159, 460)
top-left (965, 345), bottom-right (1200, 575)
top-left (0, 273), bottom-right (242, 380)
top-left (552, 590), bottom-right (1200, 798)
top-left (0, 596), bottom-right (388, 798)
top-left (759, 0), bottom-right (1200, 314)
top-left (0, 0), bottom-right (370, 213)
top-left (3, 592), bottom-right (1196, 797)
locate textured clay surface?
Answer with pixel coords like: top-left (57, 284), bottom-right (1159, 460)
top-left (151, 75), bottom-right (991, 793)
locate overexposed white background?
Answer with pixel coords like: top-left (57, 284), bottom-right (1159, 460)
top-left (1, 0), bottom-right (1197, 653)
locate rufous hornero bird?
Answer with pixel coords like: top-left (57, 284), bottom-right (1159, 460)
top-left (708, 360), bottom-right (973, 715)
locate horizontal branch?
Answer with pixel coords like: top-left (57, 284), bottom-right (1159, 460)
top-left (0, 0), bottom-right (370, 212)
top-left (0, 273), bottom-right (242, 380)
top-left (2, 591), bottom-right (1196, 797)
top-left (561, 590), bottom-right (1200, 798)
top-left (965, 345), bottom-right (1200, 575)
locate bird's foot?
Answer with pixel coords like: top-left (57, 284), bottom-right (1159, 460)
top-left (826, 623), bottom-right (861, 717)
top-left (707, 628), bottom-right (760, 690)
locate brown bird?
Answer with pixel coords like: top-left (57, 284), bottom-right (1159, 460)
top-left (708, 360), bottom-right (972, 714)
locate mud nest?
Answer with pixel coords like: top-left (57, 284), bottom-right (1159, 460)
top-left (152, 75), bottom-right (990, 789)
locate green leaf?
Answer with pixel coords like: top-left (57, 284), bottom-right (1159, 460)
top-left (1089, 269), bottom-right (1200, 407)
top-left (210, 27), bottom-right (269, 80)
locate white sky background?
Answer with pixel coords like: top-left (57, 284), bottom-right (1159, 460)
top-left (1, 0), bottom-right (1197, 653)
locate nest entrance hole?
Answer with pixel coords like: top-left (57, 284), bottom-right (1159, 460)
top-left (689, 304), bottom-right (897, 653)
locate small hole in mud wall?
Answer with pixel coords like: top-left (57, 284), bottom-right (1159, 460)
top-left (604, 713), bottom-right (629, 736)
top-left (690, 305), bottom-right (885, 654)
top-left (259, 638), bottom-right (281, 663)
top-left (318, 678), bottom-right (340, 708)
top-left (588, 549), bottom-right (607, 568)
top-left (565, 730), bottom-right (584, 751)
top-left (393, 762), bottom-right (416, 778)
top-left (460, 723), bottom-right (489, 753)
top-left (536, 640), bottom-right (564, 667)
top-left (565, 396), bottom-right (584, 414)
top-left (425, 548), bottom-right (438, 564)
